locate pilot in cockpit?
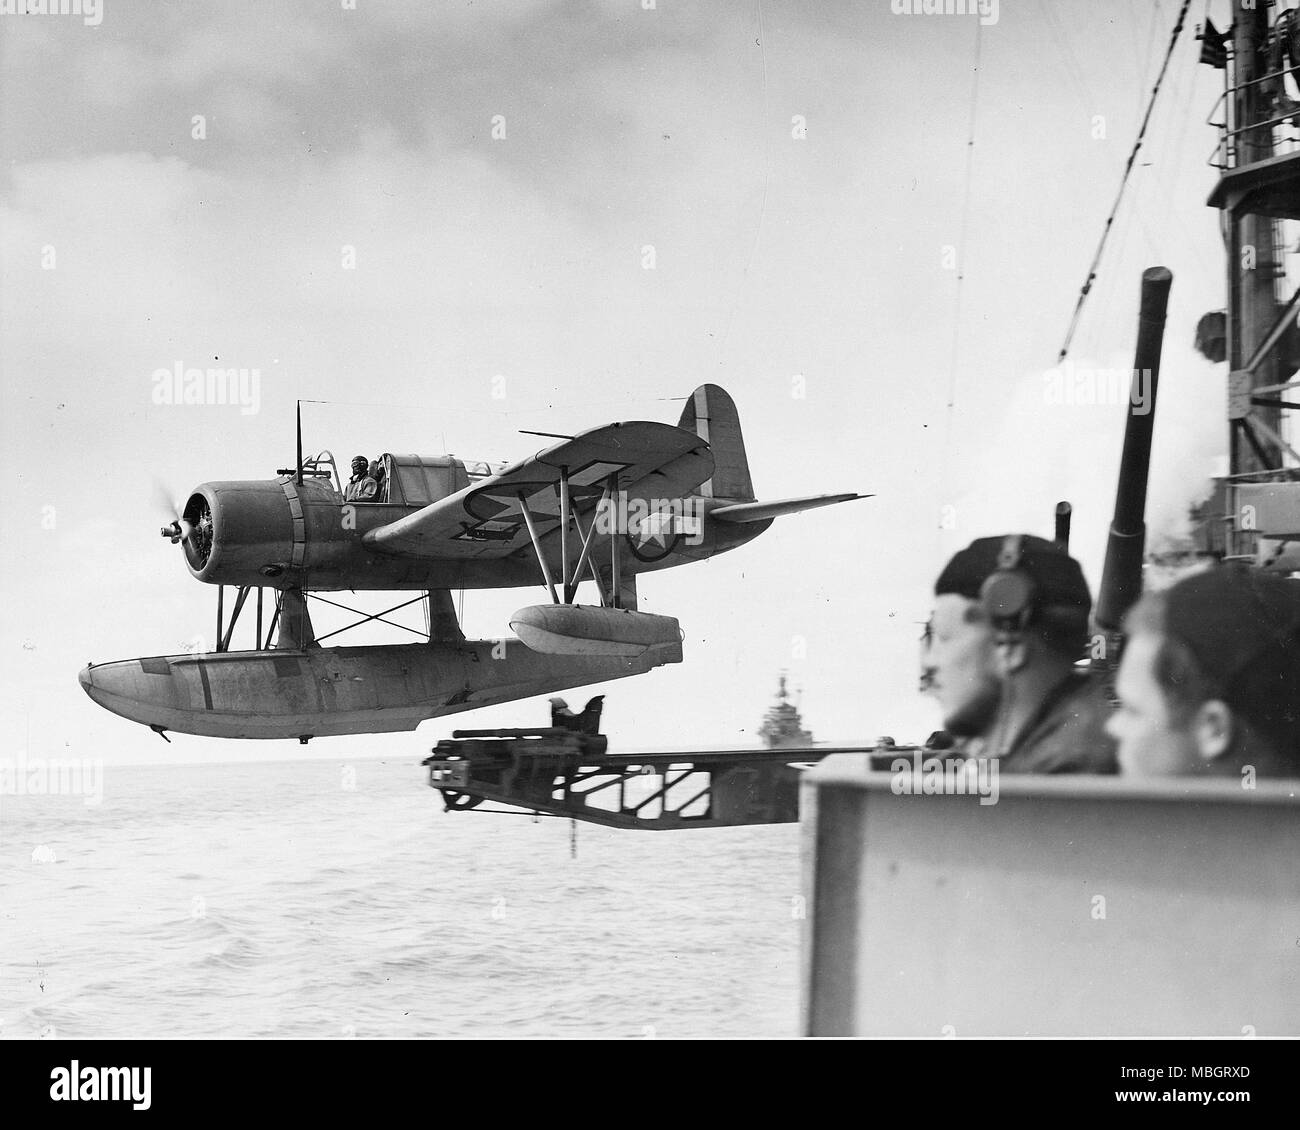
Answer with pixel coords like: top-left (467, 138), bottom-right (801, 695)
top-left (344, 455), bottom-right (378, 502)
top-left (368, 458), bottom-right (387, 503)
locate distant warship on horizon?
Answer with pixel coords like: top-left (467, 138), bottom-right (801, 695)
top-left (757, 673), bottom-right (813, 749)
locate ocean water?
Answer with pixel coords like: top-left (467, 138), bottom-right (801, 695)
top-left (0, 758), bottom-right (802, 1039)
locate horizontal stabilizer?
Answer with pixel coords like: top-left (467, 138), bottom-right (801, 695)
top-left (709, 492), bottom-right (870, 524)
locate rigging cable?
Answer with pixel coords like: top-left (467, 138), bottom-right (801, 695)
top-left (1057, 0), bottom-right (1193, 362)
top-left (717, 0), bottom-right (772, 363)
top-left (934, 18), bottom-right (983, 561)
top-left (944, 20), bottom-right (983, 414)
top-left (1038, 0), bottom-right (1107, 125)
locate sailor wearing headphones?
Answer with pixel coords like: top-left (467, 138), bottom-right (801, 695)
top-left (920, 534), bottom-right (1118, 774)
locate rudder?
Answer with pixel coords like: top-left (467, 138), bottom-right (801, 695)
top-left (677, 384), bottom-right (754, 500)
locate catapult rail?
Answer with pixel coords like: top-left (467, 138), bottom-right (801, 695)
top-left (424, 736), bottom-right (907, 829)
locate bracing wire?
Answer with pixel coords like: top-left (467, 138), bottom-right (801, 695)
top-left (944, 20), bottom-right (983, 413)
top-left (1057, 0), bottom-right (1193, 362)
top-left (934, 19), bottom-right (983, 551)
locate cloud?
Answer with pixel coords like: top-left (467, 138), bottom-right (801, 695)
top-left (0, 3), bottom-right (1248, 761)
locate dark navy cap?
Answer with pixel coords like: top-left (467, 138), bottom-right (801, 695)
top-left (1162, 566), bottom-right (1300, 688)
top-left (935, 534), bottom-right (1092, 617)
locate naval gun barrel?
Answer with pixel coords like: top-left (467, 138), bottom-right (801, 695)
top-left (1053, 501), bottom-right (1072, 553)
top-left (1093, 266), bottom-right (1173, 633)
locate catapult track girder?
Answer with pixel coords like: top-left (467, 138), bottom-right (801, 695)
top-left (424, 739), bottom-right (909, 829)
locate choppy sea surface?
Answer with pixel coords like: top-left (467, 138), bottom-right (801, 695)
top-left (1, 758), bottom-right (802, 1039)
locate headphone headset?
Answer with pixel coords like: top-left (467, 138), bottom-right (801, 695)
top-left (979, 534), bottom-right (1038, 636)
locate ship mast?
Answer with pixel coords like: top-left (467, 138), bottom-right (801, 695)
top-left (1229, 1), bottom-right (1283, 476)
top-left (1204, 0), bottom-right (1300, 562)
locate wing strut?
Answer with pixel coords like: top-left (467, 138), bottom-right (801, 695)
top-left (517, 468), bottom-right (619, 608)
top-left (566, 485), bottom-right (611, 605)
top-left (518, 491), bottom-right (560, 603)
top-left (511, 467), bottom-right (642, 611)
top-left (559, 468), bottom-right (570, 597)
top-left (607, 473), bottom-right (622, 609)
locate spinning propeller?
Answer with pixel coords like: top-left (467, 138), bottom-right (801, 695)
top-left (152, 479), bottom-right (199, 548)
top-left (150, 473), bottom-right (209, 556)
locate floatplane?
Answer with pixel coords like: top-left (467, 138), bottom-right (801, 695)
top-left (80, 384), bottom-right (866, 743)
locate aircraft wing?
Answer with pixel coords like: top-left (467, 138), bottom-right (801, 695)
top-left (363, 421), bottom-right (714, 559)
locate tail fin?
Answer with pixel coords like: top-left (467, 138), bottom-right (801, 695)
top-left (677, 384), bottom-right (754, 500)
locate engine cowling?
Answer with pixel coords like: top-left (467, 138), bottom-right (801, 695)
top-left (180, 480), bottom-right (298, 584)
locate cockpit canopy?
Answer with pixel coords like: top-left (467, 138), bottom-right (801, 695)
top-left (303, 451), bottom-right (506, 507)
top-left (384, 454), bottom-right (468, 506)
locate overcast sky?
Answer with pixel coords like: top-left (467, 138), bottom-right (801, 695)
top-left (1, 0), bottom-right (1246, 766)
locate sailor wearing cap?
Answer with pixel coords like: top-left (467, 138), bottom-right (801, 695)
top-left (1109, 566), bottom-right (1300, 778)
top-left (921, 533), bottom-right (1118, 773)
